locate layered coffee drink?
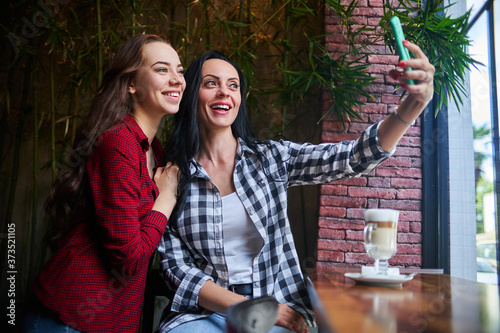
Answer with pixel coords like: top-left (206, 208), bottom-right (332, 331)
top-left (363, 209), bottom-right (399, 274)
top-left (364, 221), bottom-right (397, 260)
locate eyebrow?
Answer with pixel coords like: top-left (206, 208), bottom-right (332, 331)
top-left (202, 74), bottom-right (239, 81)
top-left (151, 61), bottom-right (183, 68)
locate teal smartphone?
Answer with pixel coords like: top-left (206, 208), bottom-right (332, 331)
top-left (389, 16), bottom-right (414, 85)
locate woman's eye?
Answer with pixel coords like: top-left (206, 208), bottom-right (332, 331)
top-left (156, 68), bottom-right (168, 73)
top-left (204, 80), bottom-right (217, 87)
top-left (229, 83), bottom-right (239, 89)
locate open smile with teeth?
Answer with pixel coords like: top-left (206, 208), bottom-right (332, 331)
top-left (163, 92), bottom-right (180, 97)
top-left (211, 104), bottom-right (230, 111)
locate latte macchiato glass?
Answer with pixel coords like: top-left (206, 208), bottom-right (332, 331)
top-left (363, 209), bottom-right (399, 275)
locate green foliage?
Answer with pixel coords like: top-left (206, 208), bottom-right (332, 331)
top-left (379, 0), bottom-right (478, 116)
top-left (279, 35), bottom-right (375, 129)
top-left (473, 123), bottom-right (493, 233)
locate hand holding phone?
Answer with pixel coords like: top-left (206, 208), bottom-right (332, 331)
top-left (389, 16), bottom-right (414, 85)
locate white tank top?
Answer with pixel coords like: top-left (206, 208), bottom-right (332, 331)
top-left (222, 192), bottom-right (263, 285)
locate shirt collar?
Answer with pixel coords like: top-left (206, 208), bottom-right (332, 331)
top-left (123, 114), bottom-right (150, 152)
top-left (236, 137), bottom-right (253, 157)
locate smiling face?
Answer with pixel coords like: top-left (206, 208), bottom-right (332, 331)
top-left (129, 42), bottom-right (185, 120)
top-left (197, 58), bottom-right (241, 133)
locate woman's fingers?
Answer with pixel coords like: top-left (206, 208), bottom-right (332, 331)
top-left (388, 40), bottom-right (434, 101)
top-left (154, 162), bottom-right (180, 198)
top-left (275, 304), bottom-right (309, 333)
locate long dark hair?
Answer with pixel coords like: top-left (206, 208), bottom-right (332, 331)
top-left (45, 34), bottom-right (170, 250)
top-left (164, 50), bottom-right (260, 225)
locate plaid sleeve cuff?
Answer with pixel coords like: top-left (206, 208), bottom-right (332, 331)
top-left (351, 122), bottom-right (394, 175)
top-left (170, 269), bottom-right (213, 312)
top-left (370, 121), bottom-right (396, 156)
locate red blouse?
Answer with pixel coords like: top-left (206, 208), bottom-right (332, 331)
top-left (34, 115), bottom-right (168, 332)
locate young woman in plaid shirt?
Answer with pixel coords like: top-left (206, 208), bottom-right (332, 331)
top-left (159, 42), bottom-right (434, 332)
top-left (23, 34), bottom-right (184, 333)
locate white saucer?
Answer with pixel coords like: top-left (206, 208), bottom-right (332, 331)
top-left (344, 272), bottom-right (415, 287)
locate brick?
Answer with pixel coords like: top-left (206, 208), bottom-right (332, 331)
top-left (411, 158), bottom-right (422, 168)
top-left (345, 208), bottom-right (367, 220)
top-left (368, 54), bottom-right (399, 64)
top-left (398, 136), bottom-right (422, 146)
top-left (348, 0), bottom-right (367, 6)
top-left (348, 187), bottom-right (397, 199)
top-left (321, 118), bottom-right (350, 131)
top-left (366, 64), bottom-right (394, 74)
top-left (394, 220), bottom-right (408, 232)
top-left (319, 217), bottom-right (367, 228)
top-left (319, 206), bottom-right (348, 218)
top-left (352, 7), bottom-right (384, 16)
top-left (367, 177), bottom-right (391, 188)
top-left (382, 94), bottom-right (405, 104)
top-left (397, 233), bottom-right (422, 244)
top-left (391, 254), bottom-right (422, 265)
top-left (394, 147), bottom-right (421, 157)
top-left (350, 16), bottom-right (368, 25)
top-left (318, 217), bottom-right (337, 228)
top-left (410, 222), bottom-right (422, 233)
top-left (391, 178), bottom-right (422, 189)
top-left (382, 156), bottom-right (412, 168)
top-left (327, 43), bottom-right (350, 53)
top-left (317, 239), bottom-right (365, 252)
top-left (380, 199), bottom-right (421, 211)
top-left (348, 122), bottom-right (372, 134)
top-left (321, 132), bottom-right (359, 142)
top-left (320, 185), bottom-right (348, 196)
top-left (371, 74), bottom-right (385, 84)
top-left (368, 0), bottom-right (384, 7)
top-left (318, 228), bottom-right (346, 239)
top-left (367, 45), bottom-right (391, 54)
top-left (375, 167), bottom-right (422, 178)
top-left (325, 35), bottom-right (349, 44)
top-left (317, 250), bottom-right (345, 262)
top-left (396, 189), bottom-right (422, 200)
top-left (322, 177), bottom-right (367, 187)
top-left (396, 244), bottom-right (422, 255)
top-left (346, 230), bottom-right (364, 241)
top-left (367, 199), bottom-right (379, 208)
top-left (345, 252), bottom-right (372, 264)
top-left (320, 195), bottom-right (368, 208)
top-left (399, 210), bottom-right (422, 223)
top-left (359, 103), bottom-right (387, 114)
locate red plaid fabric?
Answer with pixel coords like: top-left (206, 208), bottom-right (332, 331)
top-left (34, 115), bottom-right (168, 332)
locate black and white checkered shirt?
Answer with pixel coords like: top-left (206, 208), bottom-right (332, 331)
top-left (157, 122), bottom-right (393, 331)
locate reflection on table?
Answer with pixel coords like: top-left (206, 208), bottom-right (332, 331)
top-left (307, 267), bottom-right (500, 333)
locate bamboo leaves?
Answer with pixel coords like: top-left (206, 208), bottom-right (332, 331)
top-left (380, 0), bottom-right (478, 116)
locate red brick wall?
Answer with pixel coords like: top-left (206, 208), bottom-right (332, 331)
top-left (317, 0), bottom-right (422, 270)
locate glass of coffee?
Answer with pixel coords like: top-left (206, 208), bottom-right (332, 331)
top-left (363, 209), bottom-right (399, 275)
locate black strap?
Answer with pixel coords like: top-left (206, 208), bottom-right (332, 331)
top-left (229, 283), bottom-right (253, 296)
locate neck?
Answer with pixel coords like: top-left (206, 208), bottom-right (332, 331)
top-left (130, 112), bottom-right (161, 144)
top-left (197, 129), bottom-right (238, 163)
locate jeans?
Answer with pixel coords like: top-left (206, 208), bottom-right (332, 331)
top-left (167, 312), bottom-right (317, 333)
top-left (22, 303), bottom-right (82, 333)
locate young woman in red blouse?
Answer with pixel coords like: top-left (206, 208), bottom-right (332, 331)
top-left (22, 34), bottom-right (185, 333)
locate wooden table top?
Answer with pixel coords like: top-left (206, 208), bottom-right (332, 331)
top-left (307, 268), bottom-right (499, 333)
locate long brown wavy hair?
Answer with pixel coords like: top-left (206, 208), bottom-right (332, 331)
top-left (44, 34), bottom-right (170, 250)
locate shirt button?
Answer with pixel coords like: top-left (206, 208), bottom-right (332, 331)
top-left (249, 210), bottom-right (255, 215)
top-left (254, 282), bottom-right (260, 287)
top-left (238, 189), bottom-right (244, 195)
